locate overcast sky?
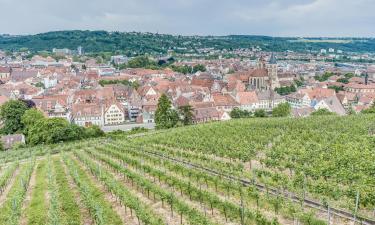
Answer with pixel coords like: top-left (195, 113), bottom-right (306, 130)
top-left (0, 0), bottom-right (374, 37)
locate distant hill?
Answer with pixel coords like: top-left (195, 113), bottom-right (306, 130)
top-left (0, 30), bottom-right (374, 54)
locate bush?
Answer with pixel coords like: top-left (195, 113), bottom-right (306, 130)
top-left (254, 109), bottom-right (267, 118)
top-left (272, 103), bottom-right (291, 117)
top-left (230, 107), bottom-right (252, 119)
top-left (84, 125), bottom-right (105, 138)
top-left (311, 108), bottom-right (336, 116)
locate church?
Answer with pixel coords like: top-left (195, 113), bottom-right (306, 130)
top-left (248, 53), bottom-right (280, 90)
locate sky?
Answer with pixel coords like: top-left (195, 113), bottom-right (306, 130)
top-left (0, 0), bottom-right (374, 37)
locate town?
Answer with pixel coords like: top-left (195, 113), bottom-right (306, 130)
top-left (0, 0), bottom-right (374, 224)
top-left (0, 45), bottom-right (374, 133)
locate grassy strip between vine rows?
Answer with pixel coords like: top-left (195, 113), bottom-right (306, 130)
top-left (0, 162), bottom-right (19, 194)
top-left (75, 149), bottom-right (217, 225)
top-left (72, 150), bottom-right (165, 225)
top-left (62, 153), bottom-right (123, 225)
top-left (47, 155), bottom-right (60, 225)
top-left (25, 159), bottom-right (49, 225)
top-left (102, 143), bottom-right (326, 225)
top-left (86, 146), bottom-right (278, 225)
top-left (0, 160), bottom-right (35, 225)
top-left (52, 156), bottom-right (81, 225)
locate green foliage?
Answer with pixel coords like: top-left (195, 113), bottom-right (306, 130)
top-left (192, 64), bottom-right (207, 73)
top-left (362, 103), bottom-right (375, 114)
top-left (33, 82), bottom-right (45, 89)
top-left (0, 141), bottom-right (4, 151)
top-left (328, 85), bottom-right (344, 93)
top-left (274, 85), bottom-right (297, 96)
top-left (254, 109), bottom-right (267, 118)
top-left (52, 157), bottom-right (81, 225)
top-left (98, 79), bottom-right (140, 89)
top-left (21, 108), bottom-right (45, 134)
top-left (294, 79), bottom-right (304, 87)
top-left (26, 116), bottom-right (103, 145)
top-left (171, 64), bottom-right (206, 74)
top-left (25, 160), bottom-right (48, 225)
top-left (170, 65), bottom-right (193, 74)
top-left (311, 109), bottom-right (336, 116)
top-left (178, 105), bottom-right (194, 125)
top-left (1, 31), bottom-right (375, 54)
top-left (155, 94), bottom-right (179, 129)
top-left (336, 78), bottom-right (349, 84)
top-left (344, 73), bottom-right (355, 79)
top-left (0, 100), bottom-right (28, 134)
top-left (230, 107), bottom-right (252, 119)
top-left (315, 72), bottom-right (334, 82)
top-left (84, 125), bottom-right (105, 138)
top-left (127, 56), bottom-right (157, 68)
top-left (272, 103), bottom-right (291, 117)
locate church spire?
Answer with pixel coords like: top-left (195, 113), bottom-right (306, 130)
top-left (269, 52), bottom-right (277, 64)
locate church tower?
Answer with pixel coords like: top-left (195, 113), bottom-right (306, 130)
top-left (257, 55), bottom-right (266, 69)
top-left (267, 53), bottom-right (280, 89)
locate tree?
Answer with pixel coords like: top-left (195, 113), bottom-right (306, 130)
top-left (27, 118), bottom-right (85, 145)
top-left (84, 125), bottom-right (105, 138)
top-left (155, 94), bottom-right (179, 129)
top-left (272, 103), bottom-right (291, 117)
top-left (328, 85), bottom-right (344, 93)
top-left (311, 108), bottom-right (336, 116)
top-left (315, 72), bottom-right (334, 82)
top-left (192, 64), bottom-right (206, 73)
top-left (0, 100), bottom-right (28, 134)
top-left (230, 107), bottom-right (252, 119)
top-left (178, 105), bottom-right (194, 125)
top-left (21, 108), bottom-right (45, 135)
top-left (254, 109), bottom-right (267, 118)
top-left (337, 78), bottom-right (349, 84)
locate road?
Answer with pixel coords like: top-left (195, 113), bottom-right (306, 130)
top-left (101, 123), bottom-right (155, 132)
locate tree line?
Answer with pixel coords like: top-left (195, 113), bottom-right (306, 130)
top-left (0, 100), bottom-right (104, 149)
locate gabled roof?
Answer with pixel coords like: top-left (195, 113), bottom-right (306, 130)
top-left (236, 91), bottom-right (259, 105)
top-left (212, 93), bottom-right (239, 106)
top-left (72, 103), bottom-right (102, 118)
top-left (318, 96), bottom-right (346, 116)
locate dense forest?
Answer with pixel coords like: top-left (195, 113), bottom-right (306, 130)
top-left (0, 30), bottom-right (375, 54)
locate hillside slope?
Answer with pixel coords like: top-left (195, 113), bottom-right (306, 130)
top-left (1, 30), bottom-right (375, 53)
top-left (0, 115), bottom-right (374, 224)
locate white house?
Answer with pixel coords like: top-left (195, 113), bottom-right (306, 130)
top-left (72, 104), bottom-right (104, 127)
top-left (104, 103), bottom-right (125, 125)
top-left (43, 76), bottom-right (58, 89)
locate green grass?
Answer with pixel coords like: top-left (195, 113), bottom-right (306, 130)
top-left (64, 153), bottom-right (123, 225)
top-left (25, 160), bottom-right (48, 225)
top-left (52, 156), bottom-right (81, 225)
top-left (0, 162), bottom-right (34, 225)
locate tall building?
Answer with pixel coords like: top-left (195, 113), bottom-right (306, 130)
top-left (248, 54), bottom-right (280, 90)
top-left (77, 46), bottom-right (84, 56)
top-left (267, 53), bottom-right (280, 89)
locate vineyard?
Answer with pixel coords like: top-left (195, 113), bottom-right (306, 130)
top-left (0, 114), bottom-right (374, 225)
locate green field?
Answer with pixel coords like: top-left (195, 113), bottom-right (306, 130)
top-left (0, 115), bottom-right (374, 225)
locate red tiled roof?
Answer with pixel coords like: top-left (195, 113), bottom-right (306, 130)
top-left (236, 91), bottom-right (259, 104)
top-left (212, 93), bottom-right (239, 106)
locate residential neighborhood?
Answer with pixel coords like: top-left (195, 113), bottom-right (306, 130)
top-left (0, 48), bottom-right (374, 131)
